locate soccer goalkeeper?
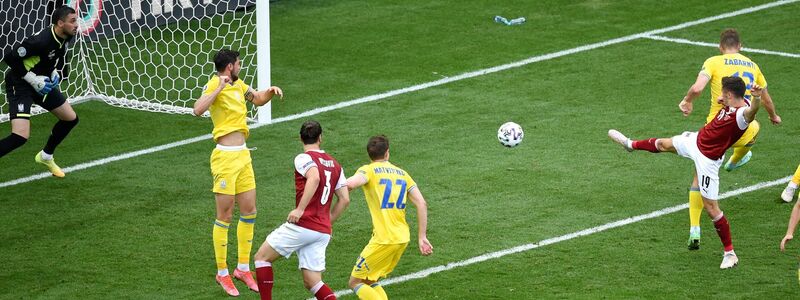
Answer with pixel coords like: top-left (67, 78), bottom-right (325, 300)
top-left (0, 6), bottom-right (80, 177)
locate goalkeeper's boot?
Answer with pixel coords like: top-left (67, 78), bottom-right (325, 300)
top-left (215, 274), bottom-right (240, 297)
top-left (781, 184), bottom-right (797, 203)
top-left (724, 151), bottom-right (752, 172)
top-left (233, 268), bottom-right (259, 292)
top-left (35, 152), bottom-right (65, 178)
top-left (687, 233), bottom-right (700, 251)
top-left (720, 251), bottom-right (739, 269)
top-left (608, 129), bottom-right (633, 152)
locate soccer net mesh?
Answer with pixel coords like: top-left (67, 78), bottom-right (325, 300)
top-left (0, 0), bottom-right (259, 123)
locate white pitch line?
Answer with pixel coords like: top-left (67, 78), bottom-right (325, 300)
top-left (644, 35), bottom-right (800, 58)
top-left (1, 0), bottom-right (797, 189)
top-left (326, 175), bottom-right (792, 298)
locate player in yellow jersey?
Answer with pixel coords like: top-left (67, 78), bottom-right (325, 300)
top-left (780, 178), bottom-right (800, 252)
top-left (677, 29), bottom-right (781, 250)
top-left (346, 135), bottom-right (433, 300)
top-left (781, 164), bottom-right (800, 203)
top-left (193, 49), bottom-right (283, 297)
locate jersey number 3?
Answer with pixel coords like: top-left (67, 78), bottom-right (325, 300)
top-left (379, 178), bottom-right (407, 209)
top-left (320, 170), bottom-right (332, 205)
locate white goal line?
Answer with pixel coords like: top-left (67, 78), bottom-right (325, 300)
top-left (1, 0), bottom-right (797, 189)
top-left (643, 34), bottom-right (800, 58)
top-left (322, 176), bottom-right (792, 299)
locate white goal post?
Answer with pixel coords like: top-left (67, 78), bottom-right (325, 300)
top-left (0, 0), bottom-right (272, 123)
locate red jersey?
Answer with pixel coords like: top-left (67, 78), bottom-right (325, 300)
top-left (697, 105), bottom-right (748, 160)
top-left (293, 150), bottom-right (346, 234)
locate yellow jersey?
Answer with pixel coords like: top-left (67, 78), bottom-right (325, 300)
top-left (202, 75), bottom-right (250, 142)
top-left (699, 53), bottom-right (767, 123)
top-left (355, 161), bottom-right (418, 244)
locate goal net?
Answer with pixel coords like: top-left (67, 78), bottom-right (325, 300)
top-left (1, 0), bottom-right (267, 123)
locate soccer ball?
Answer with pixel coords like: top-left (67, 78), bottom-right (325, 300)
top-left (497, 122), bottom-right (524, 147)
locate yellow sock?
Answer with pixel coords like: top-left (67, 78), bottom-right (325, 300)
top-left (237, 213), bottom-right (257, 267)
top-left (689, 190), bottom-right (703, 228)
top-left (371, 283), bottom-right (388, 300)
top-left (792, 164), bottom-right (800, 185)
top-left (355, 284), bottom-right (382, 300)
top-left (729, 145), bottom-right (753, 164)
top-left (213, 219), bottom-right (230, 271)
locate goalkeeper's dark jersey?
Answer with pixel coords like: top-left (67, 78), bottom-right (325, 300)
top-left (3, 26), bottom-right (70, 79)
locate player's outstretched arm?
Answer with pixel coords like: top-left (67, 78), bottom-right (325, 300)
top-left (193, 76), bottom-right (228, 116)
top-left (408, 187), bottom-right (433, 256)
top-left (246, 86), bottom-right (283, 106)
top-left (330, 186), bottom-right (350, 223)
top-left (743, 84), bottom-right (763, 123)
top-left (345, 175), bottom-right (367, 191)
top-left (780, 200), bottom-right (800, 251)
top-left (679, 74), bottom-right (710, 117)
top-left (288, 166), bottom-right (320, 223)
top-left (758, 88), bottom-right (781, 125)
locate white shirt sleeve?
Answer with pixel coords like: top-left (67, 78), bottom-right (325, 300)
top-left (335, 168), bottom-right (347, 190)
top-left (736, 106), bottom-right (749, 130)
top-left (294, 153), bottom-right (315, 177)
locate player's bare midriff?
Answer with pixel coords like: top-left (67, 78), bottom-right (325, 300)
top-left (217, 131), bottom-right (246, 146)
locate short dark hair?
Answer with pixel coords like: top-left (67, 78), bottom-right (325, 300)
top-left (52, 5), bottom-right (76, 25)
top-left (214, 49), bottom-right (240, 72)
top-left (721, 76), bottom-right (746, 99)
top-left (367, 135), bottom-right (389, 160)
top-left (300, 120), bottom-right (322, 145)
top-left (720, 28), bottom-right (740, 49)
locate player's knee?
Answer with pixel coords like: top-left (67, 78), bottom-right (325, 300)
top-left (63, 115), bottom-right (79, 128)
top-left (302, 278), bottom-right (316, 290)
top-left (348, 277), bottom-right (365, 289)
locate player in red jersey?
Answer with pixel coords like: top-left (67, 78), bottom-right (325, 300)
top-left (608, 76), bottom-right (763, 269)
top-left (252, 120), bottom-right (350, 300)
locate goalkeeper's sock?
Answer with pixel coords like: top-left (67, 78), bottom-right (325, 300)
top-left (213, 219), bottom-right (230, 273)
top-left (792, 164), bottom-right (800, 185)
top-left (354, 283), bottom-right (381, 300)
top-left (632, 138), bottom-right (660, 153)
top-left (370, 283), bottom-right (388, 300)
top-left (255, 261), bottom-right (274, 300)
top-left (0, 133), bottom-right (27, 158)
top-left (689, 189), bottom-right (703, 231)
top-left (43, 116), bottom-right (79, 155)
top-left (237, 213), bottom-right (257, 269)
top-left (713, 213), bottom-right (734, 252)
top-left (310, 281), bottom-right (336, 300)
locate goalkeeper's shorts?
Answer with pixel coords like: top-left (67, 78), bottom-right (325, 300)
top-left (210, 144), bottom-right (255, 195)
top-left (4, 73), bottom-right (66, 120)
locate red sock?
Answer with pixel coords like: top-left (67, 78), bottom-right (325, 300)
top-left (714, 215), bottom-right (734, 252)
top-left (314, 283), bottom-right (336, 300)
top-left (632, 138), bottom-right (660, 153)
top-left (255, 266), bottom-right (274, 300)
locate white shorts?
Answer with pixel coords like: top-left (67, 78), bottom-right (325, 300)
top-left (672, 131), bottom-right (723, 200)
top-left (266, 223), bottom-right (331, 272)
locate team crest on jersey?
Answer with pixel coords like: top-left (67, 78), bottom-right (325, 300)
top-left (48, 50), bottom-right (56, 59)
top-left (17, 47), bottom-right (26, 57)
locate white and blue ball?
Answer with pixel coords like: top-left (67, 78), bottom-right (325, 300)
top-left (497, 122), bottom-right (524, 147)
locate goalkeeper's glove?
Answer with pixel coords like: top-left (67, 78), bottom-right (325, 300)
top-left (50, 70), bottom-right (61, 88)
top-left (23, 72), bottom-right (54, 95)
